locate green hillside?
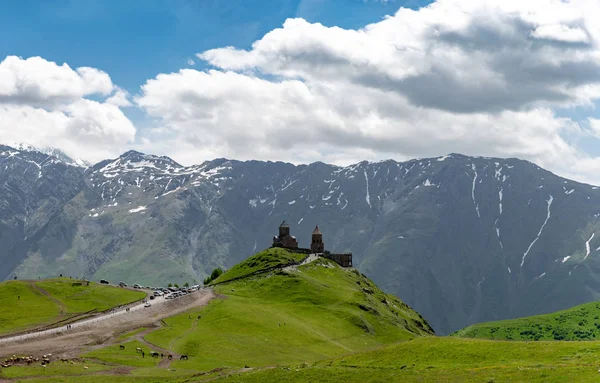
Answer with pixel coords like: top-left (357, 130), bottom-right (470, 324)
top-left (143, 249), bottom-right (433, 371)
top-left (211, 248), bottom-right (307, 284)
top-left (11, 251), bottom-right (600, 382)
top-left (452, 301), bottom-right (600, 341)
top-left (0, 278), bottom-right (146, 336)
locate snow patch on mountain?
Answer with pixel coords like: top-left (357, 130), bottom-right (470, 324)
top-left (498, 189), bottom-right (503, 215)
top-left (471, 164), bottom-right (480, 218)
top-left (364, 170), bottom-right (371, 209)
top-left (129, 206), bottom-right (147, 213)
top-left (584, 233), bottom-right (595, 261)
top-left (521, 195), bottom-right (554, 267)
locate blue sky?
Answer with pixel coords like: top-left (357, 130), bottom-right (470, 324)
top-left (2, 0), bottom-right (600, 184)
top-left (0, 0), bottom-right (431, 94)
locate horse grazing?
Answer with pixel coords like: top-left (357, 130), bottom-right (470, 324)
top-left (150, 351), bottom-right (160, 358)
top-left (119, 345), bottom-right (125, 350)
top-left (167, 355), bottom-right (173, 360)
top-left (180, 355), bottom-right (188, 360)
top-left (60, 358), bottom-right (69, 363)
top-left (135, 347), bottom-right (142, 353)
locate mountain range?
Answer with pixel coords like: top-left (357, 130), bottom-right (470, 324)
top-left (2, 143), bottom-right (600, 335)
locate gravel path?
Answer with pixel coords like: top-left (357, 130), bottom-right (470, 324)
top-left (0, 289), bottom-right (216, 359)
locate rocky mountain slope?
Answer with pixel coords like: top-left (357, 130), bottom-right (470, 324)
top-left (3, 144), bottom-right (600, 334)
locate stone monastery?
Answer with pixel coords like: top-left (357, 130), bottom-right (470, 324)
top-left (272, 221), bottom-right (352, 267)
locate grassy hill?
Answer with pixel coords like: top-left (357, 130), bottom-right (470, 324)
top-left (452, 301), bottom-right (600, 341)
top-left (10, 250), bottom-right (600, 382)
top-left (142, 249), bottom-right (433, 371)
top-left (0, 278), bottom-right (146, 336)
top-left (210, 248), bottom-right (307, 284)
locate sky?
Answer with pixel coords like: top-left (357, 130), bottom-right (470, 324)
top-left (2, 0), bottom-right (600, 184)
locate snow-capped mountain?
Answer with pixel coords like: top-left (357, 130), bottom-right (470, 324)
top-left (6, 142), bottom-right (91, 168)
top-left (3, 146), bottom-right (600, 335)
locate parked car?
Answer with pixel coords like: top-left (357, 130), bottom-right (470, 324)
top-left (119, 281), bottom-right (127, 287)
top-left (133, 284), bottom-right (142, 289)
top-left (100, 279), bottom-right (109, 284)
top-left (144, 302), bottom-right (151, 308)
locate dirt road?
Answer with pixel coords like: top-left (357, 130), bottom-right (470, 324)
top-left (0, 289), bottom-right (215, 358)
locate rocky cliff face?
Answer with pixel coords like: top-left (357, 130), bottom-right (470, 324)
top-left (3, 146), bottom-right (600, 334)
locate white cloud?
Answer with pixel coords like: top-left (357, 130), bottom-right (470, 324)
top-left (106, 87), bottom-right (133, 107)
top-left (531, 24), bottom-right (590, 43)
top-left (0, 101), bottom-right (136, 162)
top-left (135, 0), bottom-right (600, 184)
top-left (0, 56), bottom-right (113, 107)
top-left (0, 56), bottom-right (136, 162)
top-left (6, 1), bottom-right (600, 185)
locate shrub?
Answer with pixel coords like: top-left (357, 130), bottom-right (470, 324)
top-left (203, 268), bottom-right (224, 285)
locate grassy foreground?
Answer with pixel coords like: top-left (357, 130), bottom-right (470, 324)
top-left (11, 250), bottom-right (600, 382)
top-left (210, 336), bottom-right (600, 382)
top-left (453, 301), bottom-right (600, 341)
top-left (9, 337), bottom-right (600, 382)
top-left (0, 278), bottom-right (145, 335)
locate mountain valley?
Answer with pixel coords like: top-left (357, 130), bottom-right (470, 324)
top-left (3, 144), bottom-right (600, 334)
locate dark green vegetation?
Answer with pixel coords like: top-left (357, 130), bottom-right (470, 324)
top-left (0, 278), bottom-right (145, 336)
top-left (453, 301), bottom-right (600, 341)
top-left (203, 267), bottom-right (223, 285)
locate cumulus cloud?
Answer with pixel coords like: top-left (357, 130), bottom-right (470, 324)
top-left (6, 1), bottom-right (600, 184)
top-left (0, 56), bottom-right (136, 162)
top-left (134, 0), bottom-right (600, 184)
top-left (531, 24), bottom-right (590, 43)
top-left (106, 87), bottom-right (133, 107)
top-left (0, 56), bottom-right (113, 107)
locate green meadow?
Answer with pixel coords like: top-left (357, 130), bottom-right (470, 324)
top-left (6, 249), bottom-right (600, 382)
top-left (0, 278), bottom-right (145, 336)
top-left (453, 301), bottom-right (600, 341)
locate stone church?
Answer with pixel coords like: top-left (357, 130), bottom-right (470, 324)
top-left (272, 221), bottom-right (352, 267)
